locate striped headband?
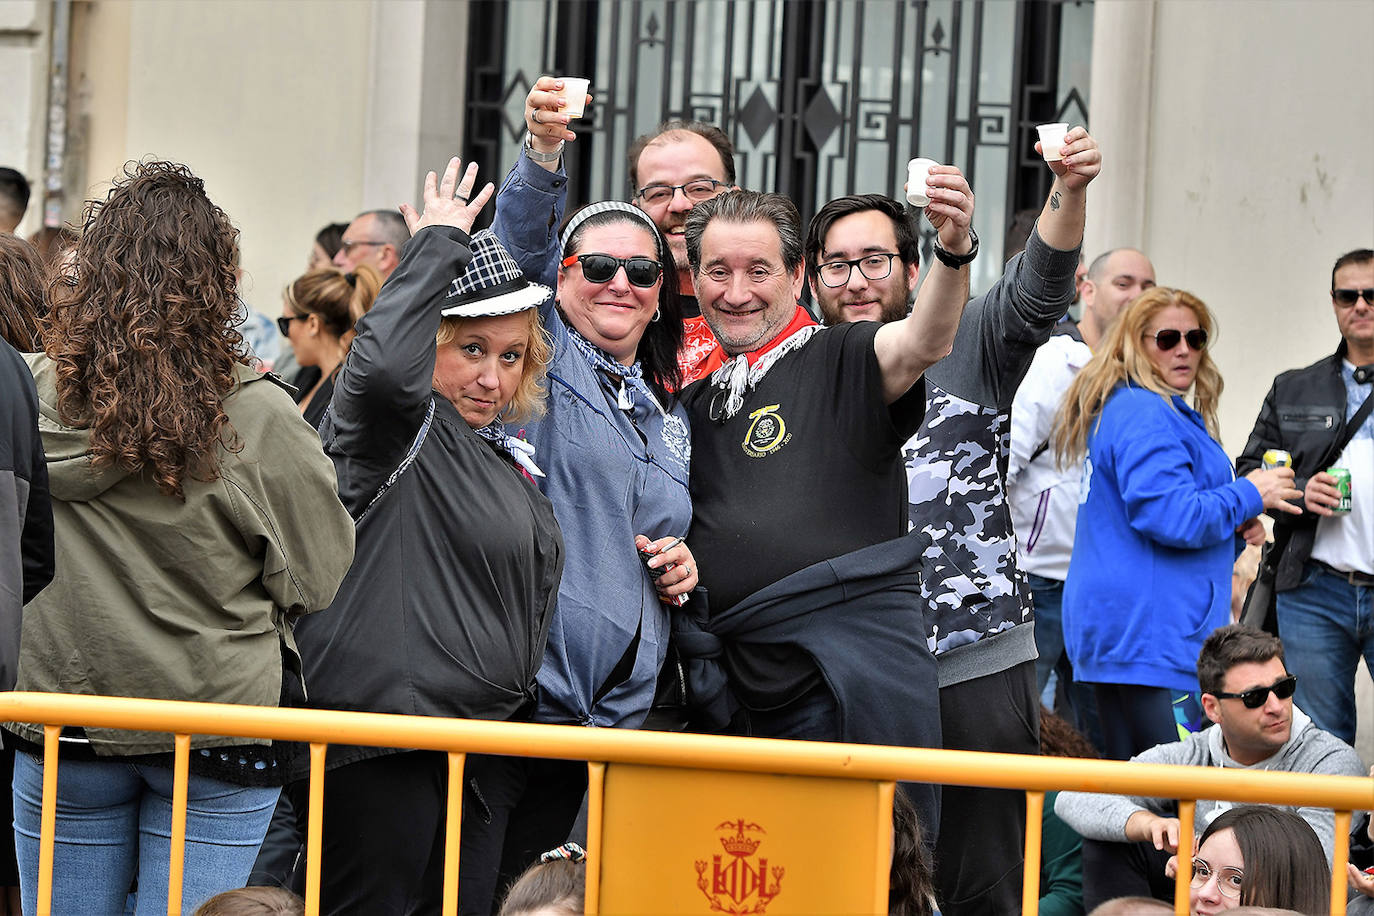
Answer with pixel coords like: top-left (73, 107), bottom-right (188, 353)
top-left (559, 200), bottom-right (662, 252)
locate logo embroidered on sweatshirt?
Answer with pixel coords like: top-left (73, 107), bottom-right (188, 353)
top-left (741, 404), bottom-right (790, 458)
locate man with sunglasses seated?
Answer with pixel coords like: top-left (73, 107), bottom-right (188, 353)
top-left (1236, 247), bottom-right (1374, 748)
top-left (1055, 624), bottom-right (1366, 912)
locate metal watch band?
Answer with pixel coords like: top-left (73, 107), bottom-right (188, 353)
top-left (524, 131), bottom-right (564, 163)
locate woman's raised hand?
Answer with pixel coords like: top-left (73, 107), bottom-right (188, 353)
top-left (1243, 466), bottom-right (1303, 515)
top-left (399, 158), bottom-right (495, 238)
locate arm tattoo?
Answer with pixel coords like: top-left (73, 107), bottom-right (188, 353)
top-left (1050, 191), bottom-right (1061, 211)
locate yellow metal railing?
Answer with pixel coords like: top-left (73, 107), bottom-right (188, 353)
top-left (1, 692), bottom-right (1369, 915)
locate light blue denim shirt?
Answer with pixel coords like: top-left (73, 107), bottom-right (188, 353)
top-left (490, 150), bottom-right (568, 293)
top-left (521, 301), bottom-right (692, 728)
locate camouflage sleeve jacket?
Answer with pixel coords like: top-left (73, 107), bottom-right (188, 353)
top-left (904, 225), bottom-right (1081, 684)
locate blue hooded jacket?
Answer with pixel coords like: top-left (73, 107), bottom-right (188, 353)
top-left (1062, 384), bottom-right (1263, 691)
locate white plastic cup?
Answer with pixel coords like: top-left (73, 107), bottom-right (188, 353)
top-left (1036, 122), bottom-right (1069, 162)
top-left (906, 158), bottom-right (939, 207)
top-left (559, 77), bottom-right (591, 119)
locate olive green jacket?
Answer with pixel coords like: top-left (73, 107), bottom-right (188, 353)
top-left (9, 355), bottom-right (355, 754)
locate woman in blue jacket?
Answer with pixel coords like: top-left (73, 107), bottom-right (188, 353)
top-left (1052, 288), bottom-right (1301, 759)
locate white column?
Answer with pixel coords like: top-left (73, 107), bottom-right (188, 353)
top-left (0, 0), bottom-right (52, 238)
top-left (1082, 0), bottom-right (1156, 260)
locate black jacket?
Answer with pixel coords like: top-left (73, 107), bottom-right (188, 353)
top-left (295, 226), bottom-right (564, 772)
top-left (671, 534), bottom-right (942, 839)
top-left (0, 339), bottom-right (53, 688)
top-left (1236, 340), bottom-right (1361, 590)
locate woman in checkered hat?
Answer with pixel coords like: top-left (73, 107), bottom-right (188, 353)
top-left (291, 158), bottom-right (565, 913)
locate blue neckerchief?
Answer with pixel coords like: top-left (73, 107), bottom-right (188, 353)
top-left (562, 321), bottom-right (690, 471)
top-left (473, 421), bottom-right (545, 478)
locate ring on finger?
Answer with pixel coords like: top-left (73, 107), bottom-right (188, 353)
top-left (531, 109), bottom-right (540, 125)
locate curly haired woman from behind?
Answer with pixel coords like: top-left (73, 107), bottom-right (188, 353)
top-left (5, 160), bottom-right (354, 914)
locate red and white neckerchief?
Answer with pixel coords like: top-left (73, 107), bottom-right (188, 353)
top-left (705, 305), bottom-right (819, 421)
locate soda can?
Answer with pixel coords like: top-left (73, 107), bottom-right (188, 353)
top-left (1328, 467), bottom-right (1352, 514)
top-left (1262, 449), bottom-right (1292, 470)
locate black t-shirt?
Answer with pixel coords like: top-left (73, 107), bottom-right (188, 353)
top-left (681, 321), bottom-right (925, 705)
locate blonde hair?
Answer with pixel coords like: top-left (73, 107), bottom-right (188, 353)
top-left (284, 264), bottom-right (381, 339)
top-left (434, 308), bottom-right (552, 425)
top-left (1053, 287), bottom-right (1223, 465)
top-left (191, 886), bottom-right (304, 915)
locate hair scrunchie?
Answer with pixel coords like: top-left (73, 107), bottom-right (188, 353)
top-left (539, 842), bottom-right (587, 864)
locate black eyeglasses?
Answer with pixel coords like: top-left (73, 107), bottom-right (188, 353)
top-left (1210, 674), bottom-right (1297, 709)
top-left (633, 179), bottom-right (729, 207)
top-left (1148, 327), bottom-right (1208, 351)
top-left (277, 315), bottom-right (307, 335)
top-left (815, 253), bottom-right (901, 288)
top-left (338, 239), bottom-right (388, 255)
top-left (1333, 287), bottom-right (1374, 307)
top-left (561, 253), bottom-right (663, 288)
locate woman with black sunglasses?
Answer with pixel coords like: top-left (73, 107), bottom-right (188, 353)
top-left (1049, 288), bottom-right (1302, 759)
top-left (277, 265), bottom-right (381, 427)
top-left (459, 201), bottom-right (698, 904)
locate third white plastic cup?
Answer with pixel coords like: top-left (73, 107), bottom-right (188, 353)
top-left (559, 77), bottom-right (591, 119)
top-left (1036, 122), bottom-right (1069, 162)
top-left (906, 158), bottom-right (939, 207)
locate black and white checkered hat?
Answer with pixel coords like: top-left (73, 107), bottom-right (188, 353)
top-left (441, 229), bottom-right (552, 318)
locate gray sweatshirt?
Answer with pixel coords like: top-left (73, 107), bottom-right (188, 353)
top-left (1054, 708), bottom-right (1367, 862)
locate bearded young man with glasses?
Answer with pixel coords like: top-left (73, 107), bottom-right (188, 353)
top-left (1055, 624), bottom-right (1365, 912)
top-left (1236, 247), bottom-right (1374, 748)
top-left (799, 131), bottom-right (1103, 916)
top-left (491, 77), bottom-right (739, 385)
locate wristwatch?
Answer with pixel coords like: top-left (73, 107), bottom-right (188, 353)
top-left (524, 131), bottom-right (564, 164)
top-left (932, 228), bottom-right (979, 269)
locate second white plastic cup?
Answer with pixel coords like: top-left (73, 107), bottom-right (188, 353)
top-left (906, 158), bottom-right (939, 207)
top-left (559, 77), bottom-right (591, 119)
top-left (1036, 122), bottom-right (1069, 162)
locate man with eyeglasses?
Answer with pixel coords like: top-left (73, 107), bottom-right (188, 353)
top-left (491, 77), bottom-right (737, 383)
top-left (1055, 625), bottom-right (1364, 912)
top-left (1236, 247), bottom-right (1374, 748)
top-left (332, 209), bottom-right (410, 279)
top-left (801, 131), bottom-right (1100, 915)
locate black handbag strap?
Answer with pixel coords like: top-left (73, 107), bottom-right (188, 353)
top-left (1319, 385), bottom-right (1374, 470)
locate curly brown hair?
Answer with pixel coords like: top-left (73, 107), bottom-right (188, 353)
top-left (0, 232), bottom-right (47, 350)
top-left (43, 160), bottom-right (248, 499)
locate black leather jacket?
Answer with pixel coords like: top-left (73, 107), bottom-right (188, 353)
top-left (1236, 339), bottom-right (1356, 590)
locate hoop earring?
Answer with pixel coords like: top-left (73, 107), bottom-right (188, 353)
top-left (652, 307), bottom-right (662, 322)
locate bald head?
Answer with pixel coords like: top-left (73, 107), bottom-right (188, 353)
top-left (1080, 247), bottom-right (1156, 349)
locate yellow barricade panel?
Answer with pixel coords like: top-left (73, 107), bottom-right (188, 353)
top-left (597, 764), bottom-right (887, 914)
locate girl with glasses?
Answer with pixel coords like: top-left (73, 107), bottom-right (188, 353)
top-left (1186, 806), bottom-right (1329, 914)
top-left (1052, 288), bottom-right (1303, 760)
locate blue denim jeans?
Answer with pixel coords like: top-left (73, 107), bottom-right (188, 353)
top-left (12, 751), bottom-right (279, 915)
top-left (1276, 560), bottom-right (1374, 746)
top-left (1027, 572), bottom-right (1102, 751)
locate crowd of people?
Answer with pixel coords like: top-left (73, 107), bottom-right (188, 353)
top-left (0, 72), bottom-right (1371, 916)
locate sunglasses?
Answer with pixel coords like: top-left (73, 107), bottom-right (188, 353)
top-left (277, 314), bottom-right (308, 335)
top-left (1333, 287), bottom-right (1374, 307)
top-left (562, 253), bottom-right (663, 288)
top-left (1210, 674), bottom-right (1297, 708)
top-left (1149, 327), bottom-right (1208, 351)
